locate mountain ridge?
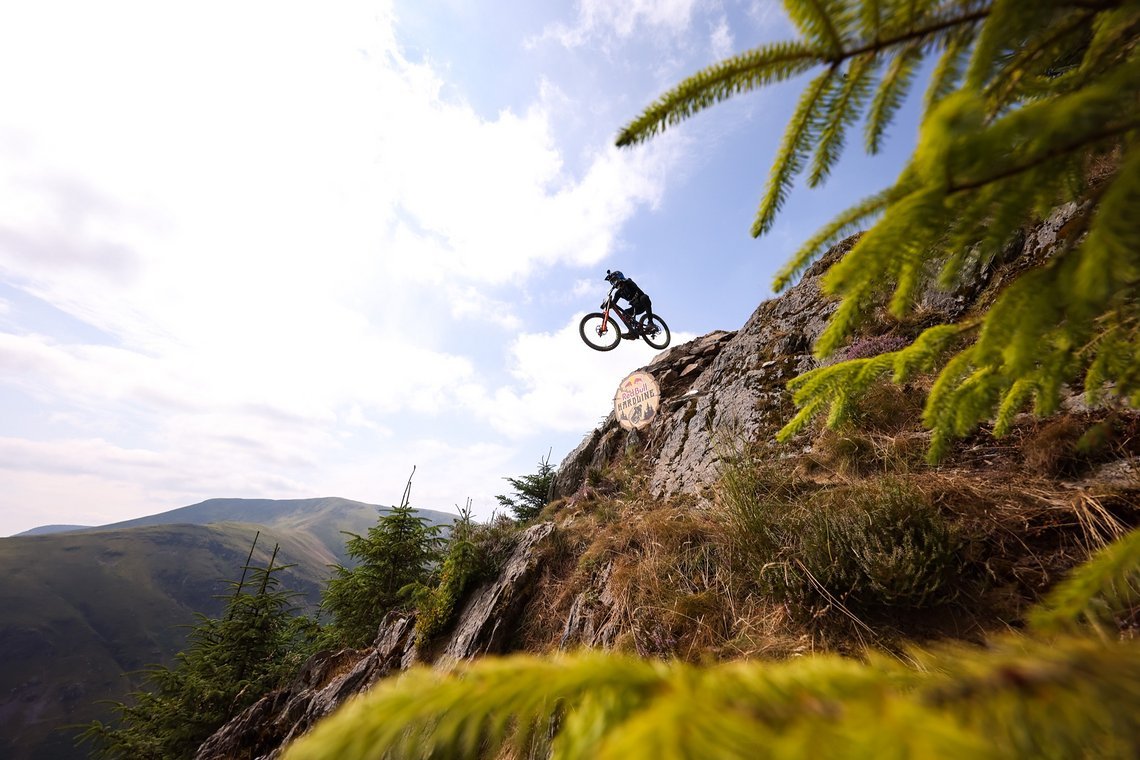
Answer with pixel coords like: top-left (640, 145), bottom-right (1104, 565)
top-left (194, 222), bottom-right (1140, 759)
top-left (12, 495), bottom-right (457, 538)
top-left (0, 496), bottom-right (456, 760)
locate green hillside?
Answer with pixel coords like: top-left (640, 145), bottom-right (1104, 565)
top-left (18, 497), bottom-right (457, 566)
top-left (0, 498), bottom-right (456, 760)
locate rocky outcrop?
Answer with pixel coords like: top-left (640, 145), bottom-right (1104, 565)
top-left (197, 206), bottom-right (1098, 759)
top-left (559, 559), bottom-right (622, 650)
top-left (195, 522), bottom-right (556, 760)
top-left (194, 615), bottom-right (416, 760)
top-left (440, 521), bottom-right (555, 662)
top-left (553, 201), bottom-right (1091, 503)
top-left (550, 330), bottom-right (737, 500)
top-left (553, 237), bottom-right (857, 503)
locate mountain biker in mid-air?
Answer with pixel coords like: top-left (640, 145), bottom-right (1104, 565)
top-left (605, 270), bottom-right (652, 335)
top-left (580, 269), bottom-right (670, 351)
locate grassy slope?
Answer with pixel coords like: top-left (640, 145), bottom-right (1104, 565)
top-left (0, 498), bottom-right (456, 760)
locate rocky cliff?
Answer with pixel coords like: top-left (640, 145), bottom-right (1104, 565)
top-left (196, 204), bottom-right (1138, 759)
top-left (192, 232), bottom-right (865, 758)
top-left (195, 522), bottom-right (556, 760)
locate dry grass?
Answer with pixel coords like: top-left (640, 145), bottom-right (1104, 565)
top-left (517, 457), bottom-right (813, 663)
top-left (801, 381), bottom-right (931, 479)
top-left (512, 401), bottom-right (1140, 665)
top-left (713, 404), bottom-right (1140, 647)
top-left (1022, 416), bottom-right (1092, 477)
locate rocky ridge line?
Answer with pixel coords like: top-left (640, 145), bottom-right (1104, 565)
top-left (195, 204), bottom-right (1093, 759)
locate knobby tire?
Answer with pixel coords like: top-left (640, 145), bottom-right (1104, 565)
top-left (580, 313), bottom-right (622, 351)
top-left (639, 314), bottom-right (670, 350)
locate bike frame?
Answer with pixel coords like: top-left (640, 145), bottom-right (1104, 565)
top-left (581, 286), bottom-right (668, 352)
top-left (601, 290), bottom-right (638, 336)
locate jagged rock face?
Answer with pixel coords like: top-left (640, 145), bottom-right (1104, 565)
top-left (195, 522), bottom-right (556, 760)
top-left (197, 207), bottom-right (1094, 759)
top-left (193, 615), bottom-right (415, 760)
top-left (559, 559), bottom-right (622, 650)
top-left (440, 521), bottom-right (556, 663)
top-left (553, 237), bottom-right (856, 502)
top-left (553, 201), bottom-right (1089, 503)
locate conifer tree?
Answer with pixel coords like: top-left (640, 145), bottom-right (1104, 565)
top-left (495, 450), bottom-right (556, 522)
top-left (80, 536), bottom-right (317, 760)
top-left (321, 471), bottom-right (444, 646)
top-left (617, 0), bottom-right (1140, 459)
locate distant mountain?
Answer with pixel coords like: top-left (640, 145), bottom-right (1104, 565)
top-left (0, 497), bottom-right (456, 760)
top-left (13, 524), bottom-right (91, 536)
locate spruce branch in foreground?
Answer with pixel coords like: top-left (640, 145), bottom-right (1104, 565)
top-left (282, 632), bottom-right (1140, 759)
top-left (618, 0), bottom-right (1140, 459)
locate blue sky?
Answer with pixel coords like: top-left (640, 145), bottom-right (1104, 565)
top-left (0, 0), bottom-right (918, 536)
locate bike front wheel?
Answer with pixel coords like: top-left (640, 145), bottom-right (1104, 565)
top-left (580, 313), bottom-right (622, 351)
top-left (639, 314), bottom-right (671, 350)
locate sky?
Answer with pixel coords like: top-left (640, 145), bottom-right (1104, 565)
top-left (0, 0), bottom-right (918, 536)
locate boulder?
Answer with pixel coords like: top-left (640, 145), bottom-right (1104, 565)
top-left (194, 522), bottom-right (557, 759)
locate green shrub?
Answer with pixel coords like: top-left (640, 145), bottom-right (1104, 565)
top-left (496, 451), bottom-right (556, 522)
top-left (718, 450), bottom-right (964, 616)
top-left (80, 538), bottom-right (320, 760)
top-left (716, 450), bottom-right (808, 563)
top-left (415, 507), bottom-right (520, 645)
top-left (777, 481), bottom-right (962, 611)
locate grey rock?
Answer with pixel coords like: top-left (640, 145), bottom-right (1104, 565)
top-left (1081, 457), bottom-right (1140, 490)
top-left (193, 614), bottom-right (415, 760)
top-left (440, 521), bottom-right (556, 663)
top-left (552, 237), bottom-right (853, 504)
top-left (194, 522), bottom-right (558, 759)
top-left (560, 560), bottom-right (622, 649)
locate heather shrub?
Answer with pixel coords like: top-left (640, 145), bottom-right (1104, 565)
top-left (718, 448), bottom-right (964, 617)
top-left (776, 480), bottom-right (962, 611)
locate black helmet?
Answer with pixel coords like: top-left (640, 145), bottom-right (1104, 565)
top-left (605, 269), bottom-right (626, 285)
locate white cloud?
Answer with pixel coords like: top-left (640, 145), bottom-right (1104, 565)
top-left (535, 0), bottom-right (700, 48)
top-left (372, 92), bottom-right (676, 286)
top-left (2, 468), bottom-right (169, 532)
top-left (710, 14), bottom-right (734, 60)
top-left (571, 278), bottom-right (598, 299)
top-left (446, 286), bottom-right (522, 329)
top-left (747, 1), bottom-right (794, 33)
top-left (0, 1), bottom-right (697, 535)
top-left (0, 435), bottom-right (315, 533)
top-left (462, 314), bottom-right (694, 438)
top-left (0, 1), bottom-right (680, 332)
top-left (0, 437), bottom-right (167, 478)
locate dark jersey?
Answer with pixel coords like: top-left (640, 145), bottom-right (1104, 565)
top-left (615, 278), bottom-right (646, 303)
top-left (615, 278), bottom-right (651, 315)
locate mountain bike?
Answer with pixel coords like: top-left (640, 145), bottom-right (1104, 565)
top-left (579, 288), bottom-right (671, 351)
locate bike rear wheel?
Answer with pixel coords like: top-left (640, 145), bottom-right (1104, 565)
top-left (580, 313), bottom-right (622, 351)
top-left (639, 314), bottom-right (671, 350)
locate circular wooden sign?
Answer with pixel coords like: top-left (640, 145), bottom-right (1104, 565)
top-left (614, 370), bottom-right (660, 431)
